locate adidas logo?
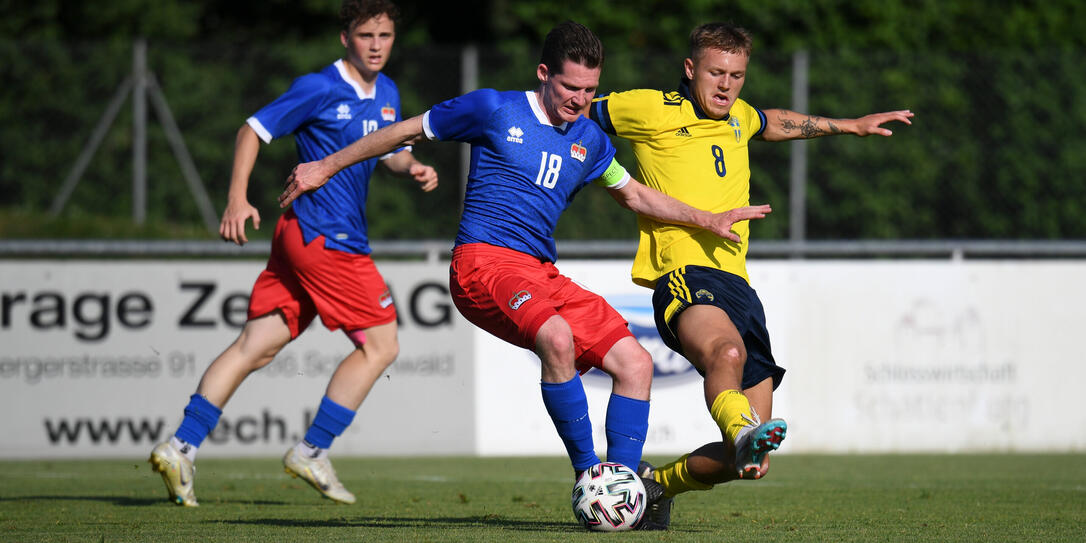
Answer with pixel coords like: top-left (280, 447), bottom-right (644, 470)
top-left (675, 126), bottom-right (691, 137)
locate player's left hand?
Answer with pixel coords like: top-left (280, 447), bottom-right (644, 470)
top-left (410, 163), bottom-right (438, 192)
top-left (279, 160), bottom-right (332, 208)
top-left (853, 109), bottom-right (914, 136)
top-left (708, 204), bottom-right (772, 243)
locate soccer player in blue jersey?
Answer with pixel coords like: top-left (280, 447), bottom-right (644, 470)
top-left (589, 21), bottom-right (913, 529)
top-left (149, 0), bottom-right (438, 507)
top-left (279, 21), bottom-right (772, 528)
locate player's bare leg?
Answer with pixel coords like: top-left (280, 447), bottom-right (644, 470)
top-left (535, 315), bottom-right (603, 475)
top-left (535, 315), bottom-right (578, 382)
top-left (683, 377), bottom-right (778, 484)
top-left (325, 320), bottom-right (399, 410)
top-left (150, 312), bottom-right (292, 506)
top-left (676, 305), bottom-right (785, 480)
top-left (195, 312), bottom-right (293, 406)
top-left (598, 336), bottom-right (652, 401)
top-left (284, 320), bottom-right (398, 504)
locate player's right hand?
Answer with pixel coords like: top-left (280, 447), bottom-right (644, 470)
top-left (219, 199), bottom-right (260, 246)
top-left (279, 160), bottom-right (332, 208)
top-left (709, 204), bottom-right (772, 243)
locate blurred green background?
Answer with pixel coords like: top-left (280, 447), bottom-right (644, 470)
top-left (2, 0), bottom-right (1084, 242)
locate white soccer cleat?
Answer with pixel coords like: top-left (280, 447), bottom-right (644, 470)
top-left (283, 448), bottom-right (356, 504)
top-left (149, 441), bottom-right (198, 507)
top-left (734, 418), bottom-right (788, 480)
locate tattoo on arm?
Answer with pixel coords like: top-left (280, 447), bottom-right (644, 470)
top-left (778, 115), bottom-right (797, 133)
top-left (800, 118), bottom-right (823, 138)
top-left (778, 113), bottom-right (843, 138)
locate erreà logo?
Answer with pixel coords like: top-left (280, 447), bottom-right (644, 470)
top-left (336, 104), bottom-right (351, 120)
top-left (507, 126), bottom-right (524, 143)
top-left (508, 290), bottom-right (532, 310)
top-left (381, 103), bottom-right (396, 122)
top-left (570, 142), bottom-right (587, 162)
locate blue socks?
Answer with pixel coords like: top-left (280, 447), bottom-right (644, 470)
top-left (541, 375), bottom-right (600, 471)
top-left (303, 396), bottom-right (357, 449)
top-left (605, 393), bottom-right (650, 471)
top-left (174, 394), bottom-right (222, 448)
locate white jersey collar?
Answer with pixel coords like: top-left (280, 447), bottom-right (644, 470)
top-left (336, 59), bottom-right (376, 101)
top-left (526, 90), bottom-right (568, 131)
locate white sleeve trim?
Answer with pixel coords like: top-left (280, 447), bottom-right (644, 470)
top-left (379, 146), bottom-right (413, 161)
top-left (604, 171), bottom-right (631, 190)
top-left (246, 116), bottom-right (273, 143)
top-left (422, 110), bottom-right (438, 140)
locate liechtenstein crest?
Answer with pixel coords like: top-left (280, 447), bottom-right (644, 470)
top-left (729, 117), bottom-right (741, 142)
top-left (570, 141), bottom-right (587, 162)
top-left (381, 103), bottom-right (396, 122)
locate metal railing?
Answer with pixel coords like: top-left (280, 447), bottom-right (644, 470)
top-left (2, 239), bottom-right (1084, 262)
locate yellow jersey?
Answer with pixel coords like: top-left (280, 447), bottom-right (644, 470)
top-left (591, 81), bottom-right (766, 288)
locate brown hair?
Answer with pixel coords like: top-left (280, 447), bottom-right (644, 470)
top-left (689, 22), bottom-right (752, 58)
top-left (339, 0), bottom-right (399, 33)
top-left (539, 20), bottom-right (605, 75)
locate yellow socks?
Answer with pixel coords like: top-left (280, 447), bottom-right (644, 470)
top-left (710, 389), bottom-right (758, 444)
top-left (653, 454), bottom-right (713, 498)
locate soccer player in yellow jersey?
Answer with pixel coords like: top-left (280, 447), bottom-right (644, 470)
top-left (590, 21), bottom-right (913, 527)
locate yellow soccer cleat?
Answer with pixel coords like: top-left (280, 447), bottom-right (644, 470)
top-left (283, 448), bottom-right (356, 504)
top-left (149, 441), bottom-right (198, 506)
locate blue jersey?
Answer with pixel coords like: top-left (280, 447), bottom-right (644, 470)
top-left (247, 59), bottom-right (405, 254)
top-left (422, 89), bottom-right (617, 262)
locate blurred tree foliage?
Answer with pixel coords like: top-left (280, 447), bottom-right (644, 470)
top-left (1, 0), bottom-right (1084, 242)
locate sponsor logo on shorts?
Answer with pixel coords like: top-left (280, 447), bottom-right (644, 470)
top-left (695, 289), bottom-right (715, 302)
top-left (508, 290), bottom-right (532, 310)
top-left (379, 290), bottom-right (394, 308)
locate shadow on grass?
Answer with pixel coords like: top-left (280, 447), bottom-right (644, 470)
top-left (219, 515), bottom-right (583, 532)
top-left (0, 495), bottom-right (289, 506)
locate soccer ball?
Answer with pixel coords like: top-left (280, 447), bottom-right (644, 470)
top-left (571, 462), bottom-right (646, 531)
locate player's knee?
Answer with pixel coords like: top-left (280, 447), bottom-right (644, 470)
top-left (535, 320), bottom-right (575, 359)
top-left (348, 329), bottom-right (399, 368)
top-left (609, 342), bottom-right (653, 384)
top-left (703, 341), bottom-right (745, 374)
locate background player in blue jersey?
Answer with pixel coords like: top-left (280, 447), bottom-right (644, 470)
top-left (279, 20), bottom-right (771, 529)
top-left (149, 0), bottom-right (438, 507)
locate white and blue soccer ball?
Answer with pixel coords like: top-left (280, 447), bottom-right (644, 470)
top-left (570, 462), bottom-right (646, 531)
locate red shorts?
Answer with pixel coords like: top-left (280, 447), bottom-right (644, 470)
top-left (248, 210), bottom-right (396, 338)
top-left (449, 243), bottom-right (631, 372)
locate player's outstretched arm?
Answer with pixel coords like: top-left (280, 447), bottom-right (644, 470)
top-left (380, 149), bottom-right (438, 192)
top-left (220, 124), bottom-right (263, 246)
top-left (279, 114), bottom-right (427, 207)
top-left (759, 108), bottom-right (913, 142)
top-left (607, 177), bottom-right (771, 243)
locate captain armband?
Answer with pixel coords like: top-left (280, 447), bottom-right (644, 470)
top-left (595, 158), bottom-right (631, 189)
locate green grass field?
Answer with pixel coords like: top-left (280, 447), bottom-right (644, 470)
top-left (1, 454), bottom-right (1083, 542)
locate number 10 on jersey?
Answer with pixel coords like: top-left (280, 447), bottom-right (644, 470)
top-left (535, 151), bottom-right (562, 189)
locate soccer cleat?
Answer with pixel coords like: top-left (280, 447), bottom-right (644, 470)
top-left (148, 441), bottom-right (198, 507)
top-left (635, 461), bottom-right (672, 531)
top-left (735, 418), bottom-right (788, 480)
top-left (283, 448), bottom-right (356, 504)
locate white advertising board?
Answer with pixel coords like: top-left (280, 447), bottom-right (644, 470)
top-left (474, 260), bottom-right (1086, 456)
top-left (0, 260), bottom-right (475, 459)
top-left (3, 259), bottom-right (1083, 459)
